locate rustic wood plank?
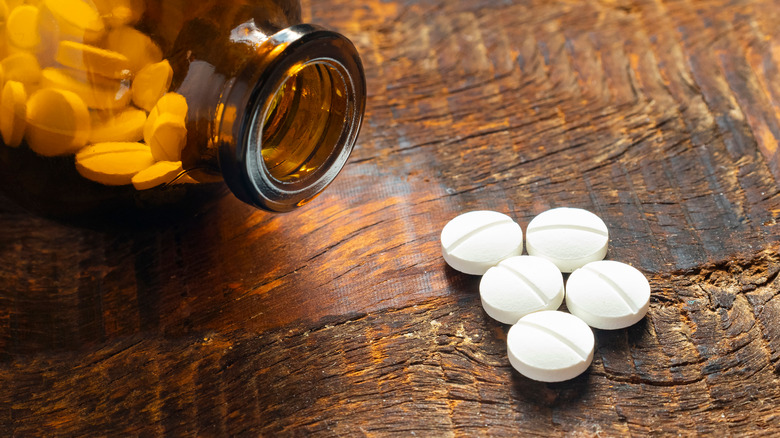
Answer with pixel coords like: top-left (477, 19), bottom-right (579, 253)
top-left (1, 0), bottom-right (780, 434)
top-left (1, 246), bottom-right (778, 435)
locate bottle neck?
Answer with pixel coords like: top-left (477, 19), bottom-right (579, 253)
top-left (215, 24), bottom-right (366, 212)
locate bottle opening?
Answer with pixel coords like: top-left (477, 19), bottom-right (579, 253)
top-left (220, 25), bottom-right (366, 212)
top-left (260, 60), bottom-right (348, 183)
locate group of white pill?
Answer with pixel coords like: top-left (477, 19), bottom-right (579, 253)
top-left (440, 208), bottom-right (651, 382)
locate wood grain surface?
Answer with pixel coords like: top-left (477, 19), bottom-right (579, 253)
top-left (2, 0), bottom-right (780, 435)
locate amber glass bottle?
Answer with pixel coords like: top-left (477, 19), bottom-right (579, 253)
top-left (0, 0), bottom-right (365, 219)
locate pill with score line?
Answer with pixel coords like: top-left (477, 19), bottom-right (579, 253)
top-left (479, 255), bottom-right (564, 324)
top-left (565, 260), bottom-right (651, 330)
top-left (440, 210), bottom-right (524, 275)
top-left (525, 207), bottom-right (609, 273)
top-left (507, 310), bottom-right (595, 382)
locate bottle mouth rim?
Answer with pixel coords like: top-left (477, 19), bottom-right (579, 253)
top-left (219, 24), bottom-right (366, 212)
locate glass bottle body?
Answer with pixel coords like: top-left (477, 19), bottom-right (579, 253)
top-left (0, 0), bottom-right (365, 220)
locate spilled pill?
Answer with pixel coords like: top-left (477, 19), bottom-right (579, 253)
top-left (440, 210), bottom-right (524, 275)
top-left (480, 255), bottom-right (564, 325)
top-left (565, 260), bottom-right (651, 330)
top-left (438, 208), bottom-right (651, 384)
top-left (507, 310), bottom-right (594, 382)
top-left (526, 207), bottom-right (609, 273)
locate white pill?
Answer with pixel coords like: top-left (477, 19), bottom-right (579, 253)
top-left (440, 210), bottom-right (523, 275)
top-left (479, 256), bottom-right (564, 324)
top-left (565, 260), bottom-right (651, 330)
top-left (525, 207), bottom-right (609, 273)
top-left (507, 310), bottom-right (594, 382)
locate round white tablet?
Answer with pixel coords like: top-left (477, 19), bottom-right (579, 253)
top-left (507, 310), bottom-right (594, 382)
top-left (479, 256), bottom-right (564, 324)
top-left (565, 260), bottom-right (651, 330)
top-left (440, 210), bottom-right (524, 275)
top-left (525, 207), bottom-right (609, 273)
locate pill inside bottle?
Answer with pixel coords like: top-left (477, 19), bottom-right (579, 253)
top-left (0, 0), bottom-right (367, 219)
top-left (1, 0), bottom-right (183, 188)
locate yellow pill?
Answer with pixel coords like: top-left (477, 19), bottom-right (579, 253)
top-left (40, 67), bottom-right (131, 110)
top-left (131, 160), bottom-right (183, 190)
top-left (7, 1), bottom-right (47, 7)
top-left (92, 0), bottom-right (144, 27)
top-left (26, 88), bottom-right (90, 156)
top-left (143, 92), bottom-right (187, 142)
top-left (0, 1), bottom-right (8, 27)
top-left (105, 26), bottom-right (162, 74)
top-left (131, 60), bottom-right (172, 111)
top-left (58, 65), bottom-right (125, 90)
top-left (148, 113), bottom-right (186, 162)
top-left (75, 141), bottom-right (155, 185)
top-left (6, 5), bottom-right (39, 50)
top-left (56, 40), bottom-right (131, 80)
top-left (0, 80), bottom-right (27, 147)
top-left (2, 52), bottom-right (41, 88)
top-left (42, 0), bottom-right (105, 41)
top-left (0, 2), bottom-right (16, 56)
top-left (89, 107), bottom-right (145, 143)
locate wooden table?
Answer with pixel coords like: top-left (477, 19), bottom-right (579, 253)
top-left (2, 0), bottom-right (780, 435)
